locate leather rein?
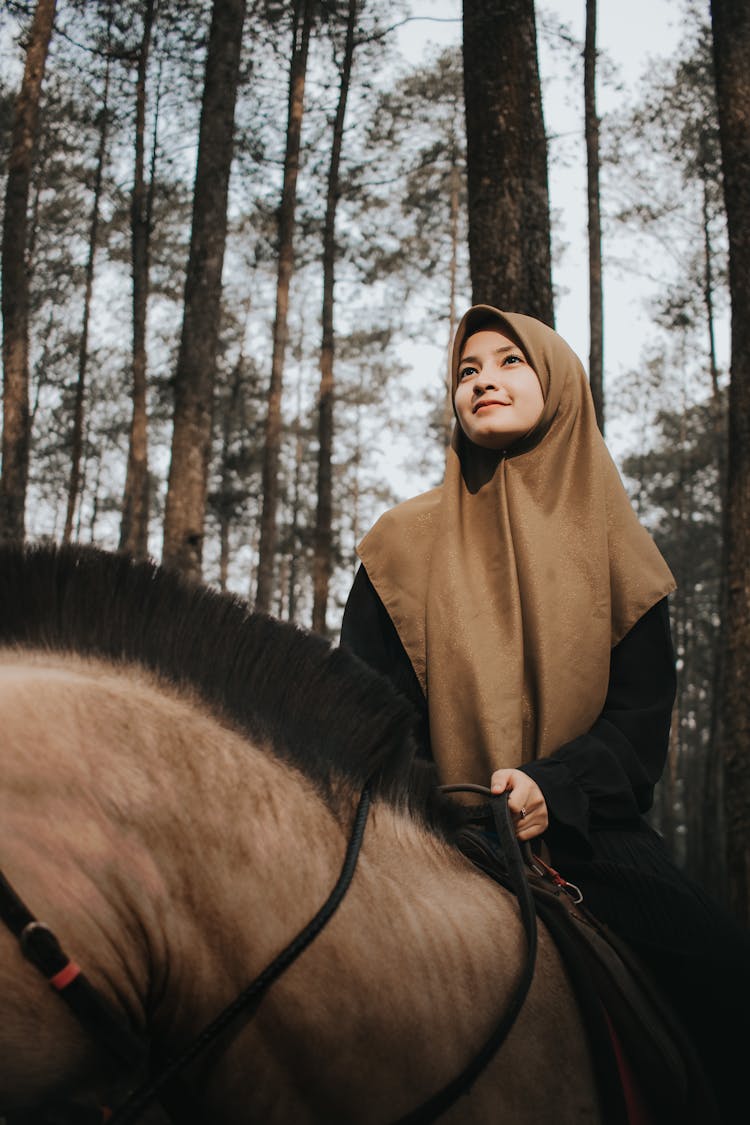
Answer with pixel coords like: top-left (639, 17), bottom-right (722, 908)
top-left (0, 786), bottom-right (537, 1124)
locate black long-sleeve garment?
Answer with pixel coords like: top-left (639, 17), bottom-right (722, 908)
top-left (340, 563), bottom-right (676, 858)
top-left (340, 564), bottom-right (750, 1122)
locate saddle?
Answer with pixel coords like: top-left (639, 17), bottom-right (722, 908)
top-left (455, 824), bottom-right (721, 1125)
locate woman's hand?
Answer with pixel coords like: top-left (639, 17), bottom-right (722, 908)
top-left (490, 768), bottom-right (548, 840)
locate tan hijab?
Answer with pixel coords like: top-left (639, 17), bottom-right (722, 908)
top-left (357, 306), bottom-right (676, 786)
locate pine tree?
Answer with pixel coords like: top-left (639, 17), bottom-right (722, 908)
top-left (710, 0), bottom-right (750, 926)
top-left (461, 0), bottom-right (553, 322)
top-left (162, 0), bottom-right (248, 579)
top-left (1, 0), bottom-right (57, 542)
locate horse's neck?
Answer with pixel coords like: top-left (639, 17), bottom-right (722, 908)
top-left (76, 724), bottom-right (590, 1125)
top-left (177, 800), bottom-right (558, 1124)
top-left (0, 657), bottom-right (339, 1026)
top-left (0, 653), bottom-right (358, 1109)
top-left (148, 758), bottom-right (359, 1042)
top-left (189, 801), bottom-right (599, 1125)
top-left (0, 656), bottom-right (598, 1124)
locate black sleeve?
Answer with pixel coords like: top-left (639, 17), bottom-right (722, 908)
top-left (521, 597), bottom-right (676, 856)
top-left (340, 565), bottom-right (431, 754)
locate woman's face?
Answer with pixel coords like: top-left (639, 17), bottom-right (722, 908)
top-left (454, 328), bottom-right (544, 450)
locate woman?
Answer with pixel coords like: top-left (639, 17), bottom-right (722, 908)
top-left (341, 305), bottom-right (749, 1122)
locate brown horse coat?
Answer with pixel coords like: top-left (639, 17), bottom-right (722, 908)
top-left (0, 545), bottom-right (600, 1123)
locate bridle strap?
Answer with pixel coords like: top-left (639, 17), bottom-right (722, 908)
top-left (107, 785), bottom-right (373, 1124)
top-left (0, 866), bottom-right (145, 1069)
top-left (390, 787), bottom-right (538, 1125)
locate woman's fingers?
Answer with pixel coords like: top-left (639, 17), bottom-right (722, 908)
top-left (489, 767), bottom-right (549, 837)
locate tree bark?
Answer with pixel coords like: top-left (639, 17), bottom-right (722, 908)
top-left (63, 20), bottom-right (112, 543)
top-left (461, 0), bottom-right (553, 323)
top-left (255, 0), bottom-right (313, 611)
top-left (701, 173), bottom-right (721, 401)
top-left (162, 0), bottom-right (247, 580)
top-left (0, 0), bottom-right (57, 544)
top-left (702, 164), bottom-right (728, 890)
top-left (120, 0), bottom-right (157, 560)
top-left (443, 143), bottom-right (461, 447)
top-left (216, 351), bottom-right (244, 592)
top-left (311, 0), bottom-right (357, 635)
top-left (287, 358), bottom-right (306, 624)
top-left (710, 0), bottom-right (750, 926)
top-left (584, 0), bottom-right (604, 432)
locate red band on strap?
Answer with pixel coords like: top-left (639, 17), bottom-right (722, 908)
top-left (49, 960), bottom-right (82, 990)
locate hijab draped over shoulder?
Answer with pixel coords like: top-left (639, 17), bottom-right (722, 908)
top-left (357, 306), bottom-right (676, 787)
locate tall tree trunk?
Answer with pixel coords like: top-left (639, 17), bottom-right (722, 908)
top-left (216, 327), bottom-right (248, 592)
top-left (0, 0), bottom-right (57, 544)
top-left (703, 161), bottom-right (728, 891)
top-left (311, 0), bottom-right (357, 636)
top-left (461, 0), bottom-right (553, 324)
top-left (701, 171), bottom-right (721, 401)
top-left (85, 453), bottom-right (103, 542)
top-left (584, 0), bottom-right (604, 432)
top-left (287, 418), bottom-right (304, 623)
top-left (255, 0), bottom-right (313, 611)
top-left (162, 0), bottom-right (247, 579)
top-left (63, 21), bottom-right (112, 543)
top-left (120, 0), bottom-right (157, 560)
top-left (710, 0), bottom-right (750, 926)
top-left (669, 400), bottom-right (689, 866)
top-left (443, 142), bottom-right (461, 446)
top-left (350, 399), bottom-right (362, 580)
top-left (287, 363), bottom-right (306, 623)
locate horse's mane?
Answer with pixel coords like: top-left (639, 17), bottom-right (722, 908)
top-left (0, 542), bottom-right (457, 833)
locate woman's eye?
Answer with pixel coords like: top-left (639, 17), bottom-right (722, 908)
top-left (503, 353), bottom-right (523, 365)
top-left (458, 365), bottom-right (476, 381)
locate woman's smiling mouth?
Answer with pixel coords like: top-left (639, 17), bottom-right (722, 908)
top-left (474, 398), bottom-right (511, 413)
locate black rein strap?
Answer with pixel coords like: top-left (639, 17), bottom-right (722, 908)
top-left (107, 785), bottom-right (373, 1124)
top-left (390, 787), bottom-right (538, 1125)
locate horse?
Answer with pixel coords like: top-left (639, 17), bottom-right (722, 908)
top-left (0, 542), bottom-right (605, 1124)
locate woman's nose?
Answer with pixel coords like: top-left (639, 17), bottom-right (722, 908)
top-left (474, 373), bottom-right (496, 394)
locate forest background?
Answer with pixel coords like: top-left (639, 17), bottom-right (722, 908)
top-left (2, 0), bottom-right (749, 926)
